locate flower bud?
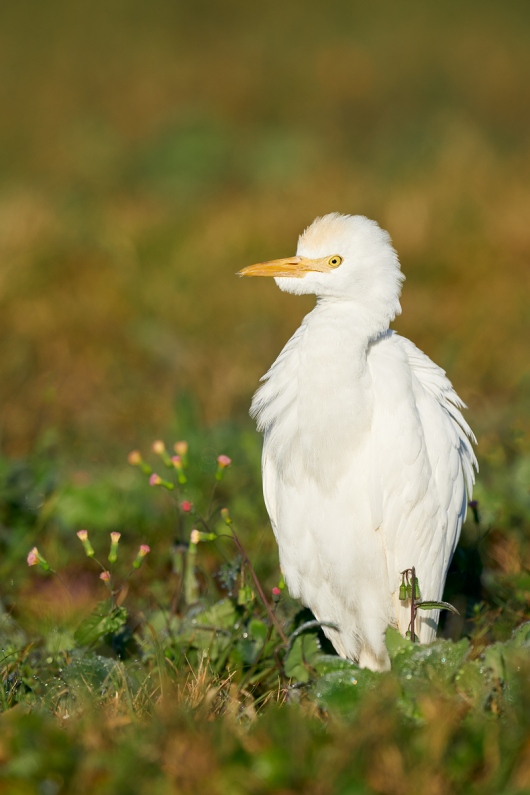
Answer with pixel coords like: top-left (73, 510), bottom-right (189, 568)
top-left (100, 571), bottom-right (111, 582)
top-left (149, 473), bottom-right (174, 490)
top-left (399, 583), bottom-right (407, 601)
top-left (174, 440), bottom-right (188, 458)
top-left (127, 450), bottom-right (142, 466)
top-left (76, 529), bottom-right (95, 558)
top-left (190, 529), bottom-right (216, 545)
top-left (108, 532), bottom-right (121, 564)
top-left (220, 507), bottom-right (232, 525)
top-left (27, 547), bottom-right (51, 572)
top-left (181, 500), bottom-right (193, 513)
top-left (128, 450), bottom-right (152, 475)
top-left (170, 456), bottom-right (187, 484)
top-left (152, 440), bottom-right (172, 467)
top-left (132, 544), bottom-right (151, 569)
top-left (215, 454), bottom-right (232, 481)
top-left (272, 586), bottom-right (281, 603)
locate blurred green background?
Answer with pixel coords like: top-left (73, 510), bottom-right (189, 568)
top-left (1, 0), bottom-right (529, 462)
top-left (1, 6), bottom-right (530, 791)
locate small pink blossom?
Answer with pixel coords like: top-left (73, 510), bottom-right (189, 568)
top-left (152, 440), bottom-right (166, 455)
top-left (217, 455), bottom-right (231, 468)
top-left (27, 547), bottom-right (51, 571)
top-left (181, 500), bottom-right (192, 513)
top-left (149, 473), bottom-right (162, 486)
top-left (133, 544), bottom-right (151, 569)
top-left (174, 441), bottom-right (188, 457)
top-left (127, 450), bottom-right (142, 466)
top-left (171, 455), bottom-right (182, 468)
top-left (100, 571), bottom-right (111, 582)
top-left (76, 529), bottom-right (95, 557)
top-left (272, 587), bottom-right (281, 596)
top-left (110, 532), bottom-right (121, 544)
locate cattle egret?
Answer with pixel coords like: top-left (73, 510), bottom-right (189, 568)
top-left (239, 213), bottom-right (477, 671)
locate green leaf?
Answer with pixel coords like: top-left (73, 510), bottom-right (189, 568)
top-left (73, 605), bottom-right (128, 647)
top-left (392, 637), bottom-right (471, 691)
top-left (385, 626), bottom-right (411, 659)
top-left (284, 632), bottom-right (321, 683)
top-left (195, 599), bottom-right (237, 630)
top-left (248, 619), bottom-right (268, 643)
top-left (311, 668), bottom-right (379, 714)
top-left (313, 654), bottom-right (358, 676)
top-left (416, 600), bottom-right (460, 614)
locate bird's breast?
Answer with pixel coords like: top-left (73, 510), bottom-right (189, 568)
top-left (255, 307), bottom-right (374, 490)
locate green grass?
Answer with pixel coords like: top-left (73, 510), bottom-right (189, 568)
top-left (1, 418), bottom-right (529, 793)
top-left (1, 0), bottom-right (530, 791)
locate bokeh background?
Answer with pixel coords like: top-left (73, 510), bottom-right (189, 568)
top-left (1, 7), bottom-right (530, 789)
top-left (1, 0), bottom-right (529, 463)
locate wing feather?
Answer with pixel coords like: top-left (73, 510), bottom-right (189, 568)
top-left (369, 333), bottom-right (477, 642)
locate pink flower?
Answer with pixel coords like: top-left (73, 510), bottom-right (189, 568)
top-left (27, 547), bottom-right (51, 571)
top-left (171, 455), bottom-right (182, 468)
top-left (174, 441), bottom-right (188, 457)
top-left (272, 587), bottom-right (281, 596)
top-left (100, 571), bottom-right (111, 582)
top-left (133, 544), bottom-right (151, 569)
top-left (152, 440), bottom-right (166, 455)
top-left (181, 500), bottom-right (192, 513)
top-left (217, 455), bottom-right (231, 468)
top-left (108, 532), bottom-right (121, 564)
top-left (149, 473), bottom-right (162, 486)
top-left (127, 450), bottom-right (142, 466)
top-left (76, 529), bottom-right (95, 557)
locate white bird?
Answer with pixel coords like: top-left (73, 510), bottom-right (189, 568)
top-left (239, 213), bottom-right (477, 671)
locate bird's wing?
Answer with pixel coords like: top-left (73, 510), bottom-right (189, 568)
top-left (368, 333), bottom-right (477, 641)
top-left (262, 444), bottom-right (279, 541)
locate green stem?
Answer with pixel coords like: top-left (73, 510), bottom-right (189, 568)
top-left (229, 526), bottom-right (288, 645)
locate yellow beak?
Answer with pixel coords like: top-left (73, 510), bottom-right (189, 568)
top-left (238, 255), bottom-right (333, 279)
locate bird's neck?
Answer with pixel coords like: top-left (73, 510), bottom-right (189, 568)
top-left (253, 298), bottom-right (389, 487)
top-left (314, 295), bottom-right (392, 342)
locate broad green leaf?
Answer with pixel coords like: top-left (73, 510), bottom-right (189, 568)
top-left (313, 654), bottom-right (358, 676)
top-left (284, 632), bottom-right (321, 682)
top-left (195, 599), bottom-right (237, 630)
top-left (74, 605), bottom-right (128, 647)
top-left (311, 668), bottom-right (379, 713)
top-left (454, 659), bottom-right (496, 710)
top-left (385, 626), bottom-right (411, 659)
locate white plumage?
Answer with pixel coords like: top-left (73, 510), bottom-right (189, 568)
top-left (239, 213), bottom-right (477, 671)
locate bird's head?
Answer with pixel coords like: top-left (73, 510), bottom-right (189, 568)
top-left (238, 213), bottom-right (404, 326)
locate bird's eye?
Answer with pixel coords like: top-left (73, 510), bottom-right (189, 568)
top-left (328, 255), bottom-right (343, 268)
